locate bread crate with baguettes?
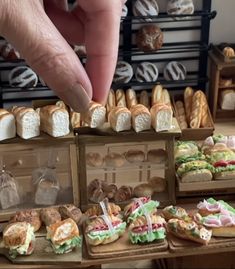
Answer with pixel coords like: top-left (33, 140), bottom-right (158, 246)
top-left (172, 87), bottom-right (214, 140)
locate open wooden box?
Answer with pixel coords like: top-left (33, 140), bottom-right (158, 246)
top-left (172, 94), bottom-right (215, 141)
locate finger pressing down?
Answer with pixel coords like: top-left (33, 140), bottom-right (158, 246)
top-left (0, 0), bottom-right (92, 112)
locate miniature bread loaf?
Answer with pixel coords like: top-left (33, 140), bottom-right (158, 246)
top-left (82, 101), bottom-right (106, 128)
top-left (12, 107), bottom-right (40, 139)
top-left (220, 90), bottom-right (235, 110)
top-left (184, 87), bottom-right (194, 124)
top-left (130, 104), bottom-right (151, 133)
top-left (162, 89), bottom-right (171, 105)
top-left (147, 149), bottom-right (167, 163)
top-left (223, 47), bottom-right (235, 57)
top-left (190, 91), bottom-right (202, 129)
top-left (39, 105), bottom-right (69, 137)
top-left (104, 153), bottom-right (125, 167)
top-left (116, 89), bottom-right (127, 107)
top-left (125, 149), bottom-right (145, 163)
top-left (106, 89), bottom-right (116, 116)
top-left (40, 207), bottom-right (61, 226)
top-left (0, 109), bottom-right (16, 141)
top-left (139, 90), bottom-right (150, 109)
top-left (114, 185), bottom-right (133, 202)
top-left (148, 177), bottom-right (166, 192)
top-left (175, 100), bottom-right (188, 129)
top-left (200, 91), bottom-right (211, 127)
top-left (126, 89), bottom-right (138, 109)
top-left (59, 204), bottom-right (83, 223)
top-left (151, 85), bottom-right (163, 106)
top-left (133, 183), bottom-right (154, 198)
top-left (108, 106), bottom-right (131, 132)
top-left (86, 152), bottom-right (104, 167)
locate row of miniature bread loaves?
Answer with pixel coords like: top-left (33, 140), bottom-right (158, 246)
top-left (0, 105), bottom-right (70, 141)
top-left (106, 85), bottom-right (171, 113)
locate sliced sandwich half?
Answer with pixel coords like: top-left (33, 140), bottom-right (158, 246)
top-left (46, 218), bottom-right (81, 254)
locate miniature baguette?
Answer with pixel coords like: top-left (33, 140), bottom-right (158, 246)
top-left (116, 89), bottom-right (127, 107)
top-left (190, 91), bottom-right (203, 129)
top-left (106, 89), bottom-right (116, 115)
top-left (200, 91), bottom-right (211, 127)
top-left (162, 89), bottom-right (171, 105)
top-left (139, 90), bottom-right (150, 109)
top-left (152, 85), bottom-right (163, 106)
top-left (175, 101), bottom-right (188, 129)
top-left (126, 88), bottom-right (138, 109)
top-left (184, 87), bottom-right (194, 124)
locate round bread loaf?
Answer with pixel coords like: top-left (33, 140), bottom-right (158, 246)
top-left (104, 153), bottom-right (125, 167)
top-left (163, 61), bottom-right (187, 81)
top-left (135, 62), bottom-right (158, 82)
top-left (9, 66), bottom-right (38, 88)
top-left (133, 0), bottom-right (159, 21)
top-left (136, 25), bottom-right (163, 52)
top-left (167, 0), bottom-right (194, 16)
top-left (0, 42), bottom-right (20, 60)
top-left (114, 185), bottom-right (133, 202)
top-left (223, 47), bottom-right (235, 57)
top-left (86, 152), bottom-right (104, 167)
top-left (113, 61), bottom-right (133, 84)
top-left (133, 183), bottom-right (154, 198)
top-left (147, 148), bottom-right (167, 163)
top-left (122, 4), bottom-right (128, 18)
top-left (148, 177), bottom-right (166, 192)
top-left (125, 150), bottom-right (145, 163)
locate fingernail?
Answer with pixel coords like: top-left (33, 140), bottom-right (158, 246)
top-left (68, 83), bottom-right (91, 113)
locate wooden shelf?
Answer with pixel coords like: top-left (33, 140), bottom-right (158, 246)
top-left (219, 84), bottom-right (235, 89)
top-left (216, 109), bottom-right (235, 119)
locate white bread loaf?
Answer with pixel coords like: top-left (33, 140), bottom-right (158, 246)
top-left (220, 90), bottom-right (235, 110)
top-left (0, 109), bottom-right (16, 141)
top-left (39, 105), bottom-right (69, 137)
top-left (150, 103), bottom-right (173, 132)
top-left (12, 107), bottom-right (40, 139)
top-left (82, 101), bottom-right (106, 128)
top-left (130, 104), bottom-right (151, 133)
top-left (108, 107), bottom-right (131, 132)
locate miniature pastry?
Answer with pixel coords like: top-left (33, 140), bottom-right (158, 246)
top-left (167, 0), bottom-right (194, 17)
top-left (104, 153), bottom-right (125, 167)
top-left (130, 104), bottom-right (151, 132)
top-left (147, 149), bottom-right (167, 163)
top-left (114, 185), bottom-right (133, 202)
top-left (139, 90), bottom-right (150, 109)
top-left (133, 0), bottom-right (159, 20)
top-left (125, 149), bottom-right (145, 163)
top-left (113, 61), bottom-right (133, 84)
top-left (9, 66), bottom-right (38, 88)
top-left (0, 109), bottom-right (16, 141)
top-left (59, 204), bottom-right (83, 223)
top-left (162, 205), bottom-right (189, 221)
top-left (135, 62), bottom-right (158, 82)
top-left (82, 101), bottom-right (106, 128)
top-left (40, 207), bottom-right (61, 226)
top-left (223, 47), bottom-right (235, 57)
top-left (108, 107), bottom-right (131, 132)
top-left (86, 152), bottom-right (104, 167)
top-left (163, 61), bottom-right (187, 81)
top-left (10, 210), bottom-right (41, 232)
top-left (85, 203), bottom-right (121, 218)
top-left (133, 183), bottom-right (154, 198)
top-left (184, 87), bottom-right (194, 124)
top-left (136, 25), bottom-right (163, 52)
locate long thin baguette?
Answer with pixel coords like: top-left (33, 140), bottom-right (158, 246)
top-left (190, 91), bottom-right (203, 129)
top-left (184, 87), bottom-right (194, 124)
top-left (200, 91), bottom-right (211, 127)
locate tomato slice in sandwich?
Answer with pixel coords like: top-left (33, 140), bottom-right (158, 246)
top-left (228, 160), bottom-right (235, 165)
top-left (213, 160), bottom-right (228, 167)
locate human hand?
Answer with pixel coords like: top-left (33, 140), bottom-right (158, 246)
top-left (0, 0), bottom-right (125, 112)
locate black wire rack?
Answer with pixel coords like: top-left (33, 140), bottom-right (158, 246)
top-left (0, 0), bottom-right (216, 107)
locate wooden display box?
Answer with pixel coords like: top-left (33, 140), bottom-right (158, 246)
top-left (172, 94), bottom-right (214, 140)
top-left (213, 44), bottom-right (235, 63)
top-left (0, 134), bottom-right (79, 222)
top-left (75, 120), bottom-right (181, 211)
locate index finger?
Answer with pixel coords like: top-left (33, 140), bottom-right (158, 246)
top-left (74, 0), bottom-right (123, 105)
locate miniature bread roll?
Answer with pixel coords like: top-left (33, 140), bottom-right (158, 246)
top-left (126, 89), bottom-right (138, 109)
top-left (184, 87), bottom-right (194, 124)
top-left (190, 91), bottom-right (203, 129)
top-left (175, 100), bottom-right (188, 129)
top-left (148, 177), bottom-right (166, 192)
top-left (147, 149), bottom-right (167, 163)
top-left (125, 150), bottom-right (145, 163)
top-left (106, 89), bottom-right (116, 116)
top-left (114, 185), bottom-right (133, 202)
top-left (130, 104), bottom-right (151, 133)
top-left (139, 90), bottom-right (150, 109)
top-left (104, 153), bottom-right (125, 168)
top-left (152, 84), bottom-right (163, 106)
top-left (82, 101), bottom-right (106, 128)
top-left (223, 47), bottom-right (235, 57)
top-left (133, 183), bottom-right (154, 198)
top-left (108, 106), bottom-right (131, 132)
top-left (116, 89), bottom-right (127, 107)
top-left (86, 152), bottom-right (104, 167)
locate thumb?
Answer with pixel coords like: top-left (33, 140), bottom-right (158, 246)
top-left (0, 0), bottom-right (92, 112)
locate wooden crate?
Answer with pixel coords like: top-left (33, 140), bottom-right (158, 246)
top-left (0, 134), bottom-right (79, 222)
top-left (172, 94), bottom-right (214, 140)
top-left (213, 44), bottom-right (235, 63)
top-left (75, 119), bottom-right (181, 211)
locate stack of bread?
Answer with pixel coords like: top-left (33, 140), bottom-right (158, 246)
top-left (174, 87), bottom-right (212, 130)
top-left (106, 85), bottom-right (173, 132)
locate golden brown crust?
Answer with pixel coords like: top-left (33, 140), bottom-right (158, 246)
top-left (106, 89), bottom-right (116, 115)
top-left (184, 87), bottom-right (194, 124)
top-left (3, 222), bottom-right (28, 247)
top-left (59, 205), bottom-right (82, 223)
top-left (40, 207), bottom-right (61, 226)
top-left (10, 210), bottom-right (41, 232)
top-left (126, 89), bottom-right (138, 109)
top-left (175, 100), bottom-right (188, 129)
top-left (162, 89), bottom-right (171, 105)
top-left (85, 203), bottom-right (121, 217)
top-left (139, 90), bottom-right (150, 108)
top-left (70, 111), bottom-right (81, 128)
top-left (223, 47), bottom-right (235, 57)
top-left (125, 149), bottom-right (145, 163)
top-left (114, 185), bottom-right (133, 202)
top-left (151, 85), bottom-right (163, 106)
top-left (148, 177), bottom-right (166, 192)
top-left (86, 152), bottom-right (104, 167)
top-left (200, 91), bottom-right (211, 127)
top-left (190, 91), bottom-right (203, 129)
top-left (133, 183), bottom-right (153, 198)
top-left (130, 214), bottom-right (165, 229)
top-left (104, 153), bottom-right (125, 167)
top-left (116, 89), bottom-right (127, 107)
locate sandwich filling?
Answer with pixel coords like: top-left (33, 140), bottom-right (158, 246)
top-left (177, 160), bottom-right (214, 177)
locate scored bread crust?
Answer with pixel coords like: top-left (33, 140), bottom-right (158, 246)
top-left (116, 89), bottom-right (127, 107)
top-left (47, 218), bottom-right (79, 246)
top-left (3, 222), bottom-right (28, 247)
top-left (152, 85), bottom-right (163, 106)
top-left (126, 89), bottom-right (138, 109)
top-left (85, 203), bottom-right (121, 217)
top-left (190, 91), bottom-right (203, 128)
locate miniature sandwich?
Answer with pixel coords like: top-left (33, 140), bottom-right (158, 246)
top-left (162, 205), bottom-right (189, 221)
top-left (3, 222), bottom-right (35, 258)
top-left (176, 160), bottom-right (214, 183)
top-left (85, 215), bottom-right (126, 246)
top-left (123, 197), bottom-right (159, 223)
top-left (129, 214), bottom-right (166, 244)
top-left (174, 141), bottom-right (205, 166)
top-left (167, 218), bottom-right (212, 245)
top-left (85, 202), bottom-right (121, 218)
top-left (46, 218), bottom-right (81, 254)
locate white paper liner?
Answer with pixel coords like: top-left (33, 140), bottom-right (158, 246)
top-left (99, 201), bottom-right (115, 235)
